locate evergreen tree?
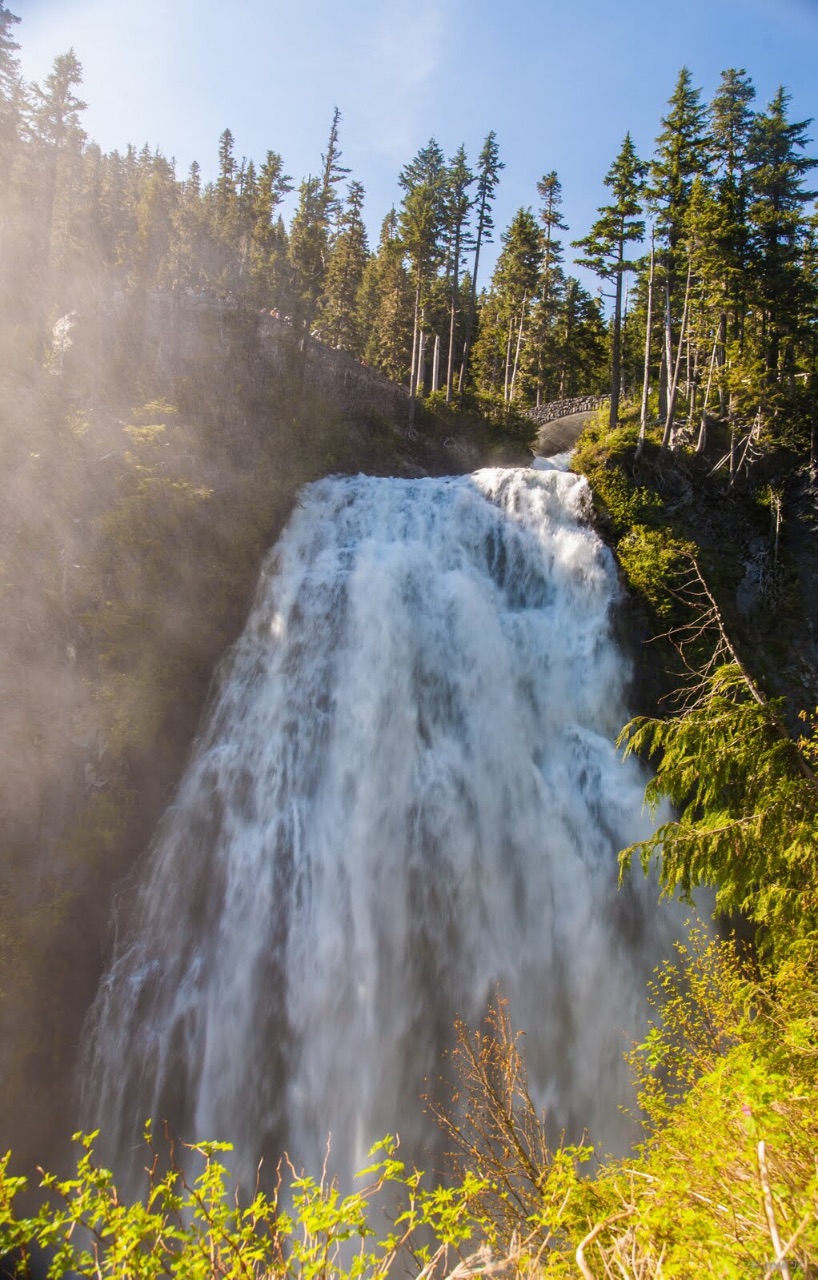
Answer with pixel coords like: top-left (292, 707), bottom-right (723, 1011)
top-left (317, 106), bottom-right (349, 228)
top-left (397, 137), bottom-right (447, 415)
top-left (129, 150), bottom-right (177, 293)
top-left (216, 128), bottom-right (237, 208)
top-left (248, 149), bottom-right (292, 303)
top-left (746, 87), bottom-right (817, 400)
top-left (317, 178), bottom-right (369, 352)
top-left (649, 67), bottom-right (711, 260)
top-left (358, 208), bottom-right (413, 381)
top-left (30, 49), bottom-right (87, 252)
top-left (170, 159), bottom-right (210, 292)
top-left (442, 144), bottom-right (475, 400)
top-left (648, 69), bottom-right (711, 417)
top-left (487, 207), bottom-right (543, 403)
top-left (458, 130), bottom-right (503, 395)
top-left (528, 170), bottom-right (567, 404)
top-left (537, 171), bottom-right (567, 288)
top-left (236, 155), bottom-right (258, 286)
top-left (470, 285), bottom-right (504, 396)
top-left (551, 277), bottom-right (607, 397)
top-left (677, 176), bottom-right (724, 444)
top-left (574, 133), bottom-right (646, 425)
top-left (288, 174), bottom-right (325, 323)
top-left (0, 3), bottom-right (25, 325)
top-left (290, 107), bottom-right (349, 342)
top-left (711, 67), bottom-right (756, 185)
top-left (28, 48), bottom-right (87, 331)
top-left (0, 0), bottom-right (21, 174)
top-left (209, 127), bottom-right (240, 290)
top-left (707, 69), bottom-right (757, 416)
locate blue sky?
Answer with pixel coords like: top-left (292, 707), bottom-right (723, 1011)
top-left (12, 0), bottom-right (818, 296)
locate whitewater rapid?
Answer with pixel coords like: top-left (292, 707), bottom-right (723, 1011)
top-left (84, 467), bottom-right (681, 1189)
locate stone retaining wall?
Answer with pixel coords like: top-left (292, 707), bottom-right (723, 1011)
top-left (527, 395), bottom-right (609, 425)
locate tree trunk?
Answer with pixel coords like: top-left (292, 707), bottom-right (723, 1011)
top-left (662, 255), bottom-right (692, 449)
top-left (609, 256), bottom-right (624, 429)
top-left (446, 227), bottom-right (460, 403)
top-left (696, 332), bottom-right (719, 454)
top-left (417, 330), bottom-right (427, 396)
top-left (503, 316), bottom-right (513, 402)
top-left (660, 281), bottom-right (672, 423)
top-left (446, 295), bottom-right (456, 402)
top-left (686, 317), bottom-right (699, 426)
top-left (458, 207), bottom-right (486, 398)
top-left (658, 348), bottom-right (668, 421)
top-left (408, 274), bottom-right (421, 427)
top-left (717, 311), bottom-right (727, 417)
top-left (637, 234), bottom-right (655, 456)
top-left (509, 293), bottom-right (528, 404)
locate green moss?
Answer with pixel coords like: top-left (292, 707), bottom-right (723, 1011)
top-left (617, 525), bottom-right (696, 619)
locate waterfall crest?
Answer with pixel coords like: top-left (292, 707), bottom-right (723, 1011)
top-left (84, 467), bottom-right (681, 1189)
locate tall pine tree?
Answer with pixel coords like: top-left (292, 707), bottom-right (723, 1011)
top-left (458, 131), bottom-right (503, 396)
top-left (574, 133), bottom-right (646, 425)
top-left (398, 137), bottom-right (447, 417)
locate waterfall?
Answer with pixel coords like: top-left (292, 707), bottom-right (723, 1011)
top-left (83, 466), bottom-right (682, 1191)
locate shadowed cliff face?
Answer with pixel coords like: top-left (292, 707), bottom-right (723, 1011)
top-left (0, 301), bottom-right (527, 1183)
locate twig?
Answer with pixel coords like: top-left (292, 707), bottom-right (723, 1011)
top-left (576, 1213), bottom-right (630, 1280)
top-left (757, 1140), bottom-right (792, 1280)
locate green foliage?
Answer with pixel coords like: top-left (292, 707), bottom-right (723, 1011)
top-left (583, 930), bottom-right (818, 1278)
top-left (618, 663), bottom-right (818, 956)
top-left (572, 416), bottom-right (665, 536)
top-left (3, 952), bottom-right (816, 1278)
top-left (616, 526), bottom-right (696, 618)
top-left (422, 389), bottom-right (460, 418)
top-left (0, 1130), bottom-right (403, 1279)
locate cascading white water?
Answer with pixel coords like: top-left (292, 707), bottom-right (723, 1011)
top-left (84, 466), bottom-right (682, 1191)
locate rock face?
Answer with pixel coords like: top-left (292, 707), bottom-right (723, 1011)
top-left (112, 295), bottom-right (520, 475)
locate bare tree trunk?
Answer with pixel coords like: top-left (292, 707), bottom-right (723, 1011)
top-left (431, 333), bottom-right (440, 393)
top-left (408, 275), bottom-right (421, 427)
top-left (687, 323), bottom-right (700, 426)
top-left (609, 260), bottom-right (624, 428)
top-left (662, 255), bottom-right (692, 449)
top-left (637, 235), bottom-right (655, 457)
top-left (658, 274), bottom-right (673, 423)
top-left (503, 316), bottom-right (514, 402)
top-left (446, 292), bottom-right (456, 402)
top-left (771, 489), bottom-right (782, 564)
top-left (658, 348), bottom-right (668, 421)
top-left (696, 331), bottom-right (719, 454)
top-left (717, 311), bottom-right (727, 416)
top-left (509, 293), bottom-right (528, 403)
top-left (417, 330), bottom-right (427, 396)
top-left (446, 216), bottom-right (464, 403)
top-left (458, 220), bottom-right (485, 398)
